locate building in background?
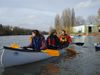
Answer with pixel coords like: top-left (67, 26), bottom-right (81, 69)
top-left (73, 25), bottom-right (100, 34)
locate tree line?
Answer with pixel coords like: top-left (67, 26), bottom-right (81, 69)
top-left (54, 8), bottom-right (100, 35)
top-left (0, 24), bottom-right (48, 36)
top-left (76, 8), bottom-right (100, 25)
top-left (0, 24), bottom-right (32, 36)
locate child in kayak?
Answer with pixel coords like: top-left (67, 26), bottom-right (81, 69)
top-left (59, 30), bottom-right (72, 48)
top-left (23, 30), bottom-right (46, 51)
top-left (46, 30), bottom-right (61, 49)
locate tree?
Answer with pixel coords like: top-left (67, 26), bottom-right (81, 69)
top-left (71, 8), bottom-right (76, 32)
top-left (75, 16), bottom-right (86, 25)
top-left (0, 24), bottom-right (3, 28)
top-left (71, 8), bottom-right (76, 27)
top-left (0, 24), bottom-right (32, 35)
top-left (87, 16), bottom-right (97, 25)
top-left (54, 8), bottom-right (76, 34)
top-left (98, 8), bottom-right (100, 18)
top-left (61, 8), bottom-right (73, 34)
top-left (55, 14), bottom-right (61, 35)
top-left (97, 8), bottom-right (100, 26)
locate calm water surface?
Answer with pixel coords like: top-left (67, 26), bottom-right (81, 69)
top-left (0, 35), bottom-right (100, 75)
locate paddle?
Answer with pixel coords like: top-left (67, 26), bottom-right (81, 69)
top-left (41, 49), bottom-right (60, 56)
top-left (10, 43), bottom-right (20, 48)
top-left (9, 43), bottom-right (60, 56)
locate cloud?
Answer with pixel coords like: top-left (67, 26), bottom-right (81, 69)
top-left (0, 7), bottom-right (55, 31)
top-left (75, 0), bottom-right (99, 10)
top-left (0, 7), bottom-right (56, 24)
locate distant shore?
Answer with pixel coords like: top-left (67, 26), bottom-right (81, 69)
top-left (0, 24), bottom-right (48, 36)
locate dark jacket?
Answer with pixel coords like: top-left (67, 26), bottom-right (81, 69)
top-left (32, 36), bottom-right (46, 50)
top-left (46, 35), bottom-right (61, 49)
top-left (26, 35), bottom-right (46, 51)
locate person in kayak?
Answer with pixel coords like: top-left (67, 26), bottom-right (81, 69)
top-left (46, 30), bottom-right (61, 49)
top-left (23, 30), bottom-right (46, 51)
top-left (59, 30), bottom-right (72, 48)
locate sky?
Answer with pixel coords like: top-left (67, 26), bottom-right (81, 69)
top-left (0, 0), bottom-right (100, 31)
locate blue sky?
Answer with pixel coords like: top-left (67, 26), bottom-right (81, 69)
top-left (0, 0), bottom-right (100, 31)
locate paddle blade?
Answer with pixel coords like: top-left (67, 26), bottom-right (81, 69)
top-left (42, 49), bottom-right (60, 56)
top-left (29, 36), bottom-right (32, 42)
top-left (10, 43), bottom-right (20, 48)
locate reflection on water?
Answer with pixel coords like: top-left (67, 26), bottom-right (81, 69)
top-left (73, 36), bottom-right (86, 43)
top-left (2, 53), bottom-right (77, 75)
top-left (41, 63), bottom-right (60, 75)
top-left (0, 35), bottom-right (100, 75)
top-left (0, 35), bottom-right (30, 48)
top-left (0, 66), bottom-right (4, 75)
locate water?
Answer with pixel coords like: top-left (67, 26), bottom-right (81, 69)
top-left (0, 35), bottom-right (100, 75)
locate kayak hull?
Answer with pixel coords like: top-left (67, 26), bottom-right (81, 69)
top-left (0, 47), bottom-right (66, 68)
top-left (74, 42), bottom-right (84, 46)
top-left (95, 46), bottom-right (100, 51)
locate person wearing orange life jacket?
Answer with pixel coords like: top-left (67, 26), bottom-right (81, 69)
top-left (59, 30), bottom-right (72, 48)
top-left (46, 30), bottom-right (61, 49)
